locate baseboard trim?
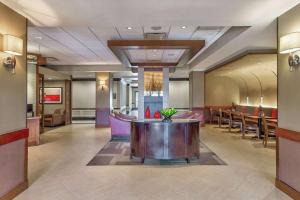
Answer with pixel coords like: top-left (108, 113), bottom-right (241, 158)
top-left (0, 181), bottom-right (28, 200)
top-left (276, 178), bottom-right (300, 200)
top-left (95, 125), bottom-right (110, 128)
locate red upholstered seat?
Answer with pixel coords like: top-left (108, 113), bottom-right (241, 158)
top-left (271, 108), bottom-right (278, 118)
top-left (241, 106), bottom-right (245, 113)
top-left (253, 107), bottom-right (259, 116)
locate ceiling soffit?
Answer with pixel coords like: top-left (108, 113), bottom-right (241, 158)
top-left (108, 40), bottom-right (205, 69)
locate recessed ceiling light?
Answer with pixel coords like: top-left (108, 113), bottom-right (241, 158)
top-left (127, 27), bottom-right (133, 30)
top-left (181, 26), bottom-right (187, 29)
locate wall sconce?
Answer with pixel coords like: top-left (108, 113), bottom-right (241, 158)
top-left (0, 34), bottom-right (23, 74)
top-left (260, 96), bottom-right (264, 106)
top-left (279, 32), bottom-right (300, 72)
top-left (99, 80), bottom-right (106, 91)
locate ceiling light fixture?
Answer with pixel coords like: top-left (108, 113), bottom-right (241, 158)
top-left (181, 26), bottom-right (187, 29)
top-left (127, 27), bottom-right (133, 30)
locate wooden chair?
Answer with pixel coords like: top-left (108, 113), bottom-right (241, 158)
top-left (262, 113), bottom-right (277, 147)
top-left (228, 111), bottom-right (242, 133)
top-left (209, 107), bottom-right (219, 124)
top-left (241, 113), bottom-right (259, 138)
top-left (217, 109), bottom-right (230, 128)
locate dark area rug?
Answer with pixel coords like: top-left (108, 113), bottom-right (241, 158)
top-left (87, 140), bottom-right (226, 166)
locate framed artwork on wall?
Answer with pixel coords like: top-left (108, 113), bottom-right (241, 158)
top-left (40, 87), bottom-right (63, 104)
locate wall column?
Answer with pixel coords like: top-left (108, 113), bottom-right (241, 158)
top-left (95, 72), bottom-right (112, 128)
top-left (189, 71), bottom-right (205, 126)
top-left (163, 68), bottom-right (169, 108)
top-left (138, 68), bottom-right (144, 120)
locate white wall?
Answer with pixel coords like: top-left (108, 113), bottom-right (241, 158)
top-left (27, 63), bottom-right (37, 114)
top-left (72, 81), bottom-right (96, 109)
top-left (120, 80), bottom-right (127, 110)
top-left (169, 81), bottom-right (189, 109)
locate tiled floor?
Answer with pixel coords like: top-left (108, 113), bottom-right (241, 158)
top-left (16, 124), bottom-right (291, 200)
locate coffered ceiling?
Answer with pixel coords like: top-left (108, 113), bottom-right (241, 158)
top-left (27, 26), bottom-right (224, 65)
top-left (2, 0), bottom-right (300, 71)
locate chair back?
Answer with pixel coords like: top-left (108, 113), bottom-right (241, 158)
top-left (261, 112), bottom-right (269, 134)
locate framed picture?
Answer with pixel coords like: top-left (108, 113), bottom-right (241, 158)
top-left (40, 87), bottom-right (63, 104)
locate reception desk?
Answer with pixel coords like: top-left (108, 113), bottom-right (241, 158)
top-left (130, 119), bottom-right (200, 163)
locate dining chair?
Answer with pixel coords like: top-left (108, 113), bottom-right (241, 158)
top-left (209, 107), bottom-right (219, 124)
top-left (228, 111), bottom-right (242, 133)
top-left (217, 109), bottom-right (230, 128)
top-left (241, 113), bottom-right (259, 138)
top-left (262, 113), bottom-right (277, 147)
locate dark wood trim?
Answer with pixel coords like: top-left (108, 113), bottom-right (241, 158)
top-left (72, 108), bottom-right (96, 110)
top-left (0, 129), bottom-right (29, 145)
top-left (95, 125), bottom-right (110, 128)
top-left (276, 179), bottom-right (300, 200)
top-left (113, 78), bottom-right (121, 81)
top-left (205, 49), bottom-right (277, 73)
top-left (276, 128), bottom-right (300, 143)
top-left (0, 181), bottom-right (28, 200)
top-left (72, 78), bottom-right (96, 81)
top-left (169, 78), bottom-right (189, 81)
top-left (108, 40), bottom-right (205, 68)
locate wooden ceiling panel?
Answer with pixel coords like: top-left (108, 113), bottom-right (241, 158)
top-left (108, 39), bottom-right (205, 68)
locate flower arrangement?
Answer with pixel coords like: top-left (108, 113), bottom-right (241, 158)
top-left (160, 108), bottom-right (177, 122)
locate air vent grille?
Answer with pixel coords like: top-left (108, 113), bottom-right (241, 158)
top-left (144, 32), bottom-right (167, 40)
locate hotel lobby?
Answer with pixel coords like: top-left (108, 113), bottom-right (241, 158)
top-left (1, 1), bottom-right (300, 200)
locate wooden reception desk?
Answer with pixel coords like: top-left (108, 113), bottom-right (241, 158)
top-left (130, 119), bottom-right (200, 163)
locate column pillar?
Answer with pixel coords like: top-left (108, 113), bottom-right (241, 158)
top-left (95, 72), bottom-right (112, 128)
top-left (138, 68), bottom-right (144, 120)
top-left (163, 68), bottom-right (169, 108)
top-left (189, 71), bottom-right (205, 126)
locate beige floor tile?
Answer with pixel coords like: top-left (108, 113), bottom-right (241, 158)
top-left (14, 124), bottom-right (291, 200)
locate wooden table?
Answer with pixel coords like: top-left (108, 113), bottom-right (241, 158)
top-left (266, 118), bottom-right (278, 128)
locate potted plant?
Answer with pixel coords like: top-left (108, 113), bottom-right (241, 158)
top-left (160, 108), bottom-right (177, 122)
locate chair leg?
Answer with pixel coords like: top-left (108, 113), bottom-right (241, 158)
top-left (242, 129), bottom-right (245, 139)
top-left (264, 131), bottom-right (269, 148)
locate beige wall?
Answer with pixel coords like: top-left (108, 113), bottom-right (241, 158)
top-left (43, 81), bottom-right (66, 114)
top-left (205, 54), bottom-right (277, 108)
top-left (169, 81), bottom-right (189, 108)
top-left (96, 72), bottom-right (111, 108)
top-left (277, 4), bottom-right (300, 197)
top-left (189, 71), bottom-right (205, 108)
top-left (205, 75), bottom-right (240, 106)
top-left (0, 3), bottom-right (27, 134)
top-left (72, 81), bottom-right (96, 109)
top-left (278, 4), bottom-right (300, 132)
top-left (0, 3), bottom-right (27, 198)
